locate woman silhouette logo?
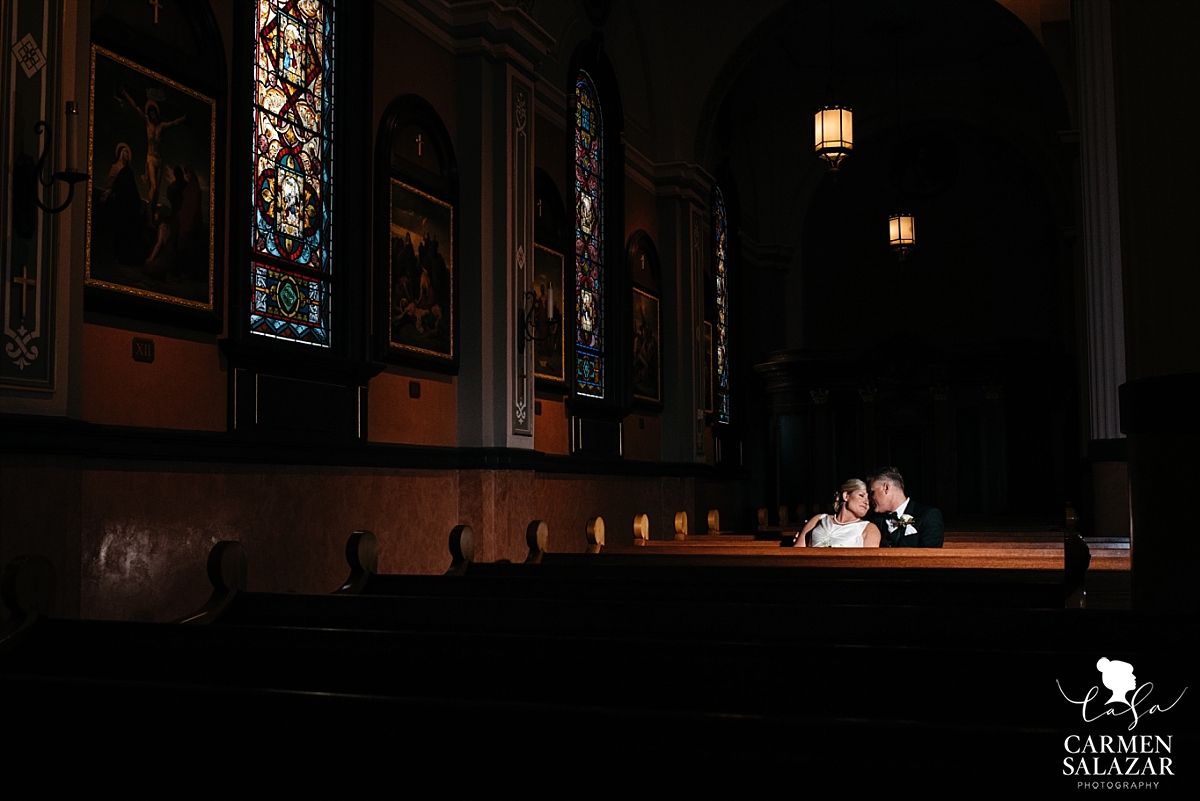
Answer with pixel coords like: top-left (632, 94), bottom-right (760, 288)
top-left (1059, 657), bottom-right (1186, 730)
top-left (1096, 657), bottom-right (1137, 707)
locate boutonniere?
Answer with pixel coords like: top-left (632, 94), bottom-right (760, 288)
top-left (898, 513), bottom-right (917, 536)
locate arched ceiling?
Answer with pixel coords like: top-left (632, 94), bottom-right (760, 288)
top-left (705, 0), bottom-right (1071, 243)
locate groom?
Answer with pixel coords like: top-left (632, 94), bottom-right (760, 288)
top-left (866, 466), bottom-right (944, 548)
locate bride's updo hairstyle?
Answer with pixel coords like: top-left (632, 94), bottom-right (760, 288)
top-left (832, 478), bottom-right (867, 513)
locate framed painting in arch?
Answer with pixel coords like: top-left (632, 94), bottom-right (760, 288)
top-left (703, 320), bottom-right (714, 414)
top-left (86, 45), bottom-right (216, 312)
top-left (386, 178), bottom-right (454, 364)
top-left (632, 287), bottom-right (661, 405)
top-left (533, 243), bottom-right (566, 387)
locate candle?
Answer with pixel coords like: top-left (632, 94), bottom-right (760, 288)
top-left (65, 101), bottom-right (79, 173)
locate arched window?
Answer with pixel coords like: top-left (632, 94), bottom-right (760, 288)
top-left (574, 69), bottom-right (604, 399)
top-left (249, 0), bottom-right (335, 347)
top-left (714, 185), bottom-right (730, 424)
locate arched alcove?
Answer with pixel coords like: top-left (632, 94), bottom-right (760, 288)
top-left (373, 94), bottom-right (459, 372)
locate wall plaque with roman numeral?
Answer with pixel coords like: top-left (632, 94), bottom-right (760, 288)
top-left (132, 337), bottom-right (155, 363)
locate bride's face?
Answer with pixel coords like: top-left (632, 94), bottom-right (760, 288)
top-left (843, 488), bottom-right (870, 518)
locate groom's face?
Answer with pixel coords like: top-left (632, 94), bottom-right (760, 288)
top-left (869, 481), bottom-right (895, 513)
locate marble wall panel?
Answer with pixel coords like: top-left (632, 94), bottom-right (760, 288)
top-left (79, 465), bottom-right (462, 621)
top-left (58, 463), bottom-right (736, 622)
top-left (532, 473), bottom-right (697, 551)
top-left (495, 469), bottom-right (541, 562)
top-left (0, 455), bottom-right (83, 623)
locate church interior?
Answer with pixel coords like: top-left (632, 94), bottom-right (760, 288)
top-left (2, 0), bottom-right (1198, 783)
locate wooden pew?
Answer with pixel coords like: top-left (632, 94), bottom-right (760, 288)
top-left (527, 516), bottom-right (1089, 608)
top-left (162, 534), bottom-right (1104, 647)
top-left (186, 536), bottom-right (1162, 654)
top-left (1, 545), bottom-right (1182, 785)
top-left (3, 551), bottom-right (1128, 734)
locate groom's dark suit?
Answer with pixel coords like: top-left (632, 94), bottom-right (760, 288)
top-left (870, 500), bottom-right (945, 548)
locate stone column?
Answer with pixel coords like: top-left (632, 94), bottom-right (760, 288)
top-left (1075, 0), bottom-right (1130, 541)
top-left (441, 6), bottom-right (549, 449)
top-left (1109, 0), bottom-right (1200, 612)
top-left (654, 163), bottom-right (712, 463)
top-left (395, 1), bottom-right (551, 566)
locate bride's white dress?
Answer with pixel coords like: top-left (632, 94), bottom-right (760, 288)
top-left (809, 514), bottom-right (868, 547)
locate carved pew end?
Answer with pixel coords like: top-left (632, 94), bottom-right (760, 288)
top-left (338, 530), bottom-right (378, 594)
top-left (177, 541), bottom-right (247, 624)
top-left (632, 514), bottom-right (649, 543)
top-left (525, 520), bottom-right (549, 564)
top-left (674, 511), bottom-right (688, 541)
top-left (707, 509), bottom-right (720, 534)
top-left (209, 540), bottom-right (249, 593)
top-left (1, 554), bottom-right (57, 638)
top-left (587, 517), bottom-right (606, 553)
top-left (446, 525), bottom-right (475, 575)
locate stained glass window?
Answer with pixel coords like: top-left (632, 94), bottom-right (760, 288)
top-left (250, 0), bottom-right (335, 347)
top-left (714, 186), bottom-right (730, 424)
top-left (574, 70), bottom-right (603, 398)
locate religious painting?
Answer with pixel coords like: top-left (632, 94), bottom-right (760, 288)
top-left (86, 46), bottom-right (216, 311)
top-left (703, 320), bottom-right (714, 414)
top-left (533, 244), bottom-right (565, 386)
top-left (388, 178), bottom-right (454, 362)
top-left (632, 287), bottom-right (661, 405)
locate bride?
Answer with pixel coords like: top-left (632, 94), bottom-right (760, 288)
top-left (792, 478), bottom-right (881, 548)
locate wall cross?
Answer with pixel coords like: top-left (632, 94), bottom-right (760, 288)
top-left (12, 265), bottom-right (37, 320)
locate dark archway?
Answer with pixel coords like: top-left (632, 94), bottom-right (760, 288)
top-left (697, 0), bottom-right (1078, 519)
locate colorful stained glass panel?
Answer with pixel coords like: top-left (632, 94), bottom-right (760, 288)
top-left (575, 70), bottom-right (603, 398)
top-left (251, 262), bottom-right (330, 346)
top-left (251, 0), bottom-right (334, 347)
top-left (714, 186), bottom-right (730, 423)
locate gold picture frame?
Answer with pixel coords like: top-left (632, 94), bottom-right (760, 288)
top-left (533, 243), bottom-right (566, 386)
top-left (86, 45), bottom-right (216, 311)
top-left (387, 178), bottom-right (455, 363)
top-left (632, 286), bottom-right (661, 404)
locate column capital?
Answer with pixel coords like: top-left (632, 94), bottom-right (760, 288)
top-left (652, 162), bottom-right (715, 206)
top-left (382, 0), bottom-right (554, 74)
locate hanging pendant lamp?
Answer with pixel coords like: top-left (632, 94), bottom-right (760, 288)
top-left (815, 105), bottom-right (853, 172)
top-left (888, 25), bottom-right (915, 260)
top-left (888, 213), bottom-right (915, 261)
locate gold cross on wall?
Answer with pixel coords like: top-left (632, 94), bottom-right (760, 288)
top-left (12, 265), bottom-right (37, 320)
top-left (149, 0), bottom-right (163, 24)
top-left (415, 134), bottom-right (422, 156)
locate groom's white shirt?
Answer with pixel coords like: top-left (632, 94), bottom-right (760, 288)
top-left (887, 497), bottom-right (916, 536)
